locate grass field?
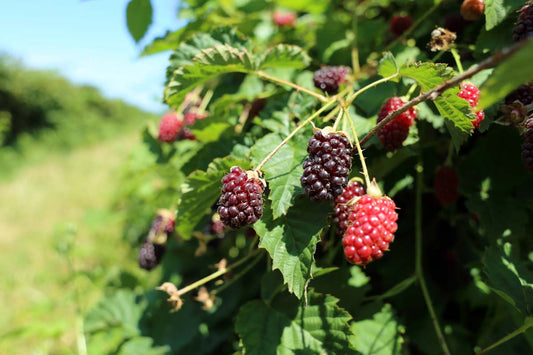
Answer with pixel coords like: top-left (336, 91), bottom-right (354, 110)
top-left (0, 133), bottom-right (142, 354)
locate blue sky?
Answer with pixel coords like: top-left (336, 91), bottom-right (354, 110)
top-left (0, 0), bottom-right (186, 113)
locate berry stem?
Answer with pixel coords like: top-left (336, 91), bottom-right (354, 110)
top-left (198, 89), bottom-right (214, 112)
top-left (176, 249), bottom-right (262, 296)
top-left (415, 160), bottom-right (451, 355)
top-left (346, 72), bottom-right (400, 106)
top-left (385, 0), bottom-right (444, 51)
top-left (476, 317), bottom-right (533, 354)
top-left (344, 108), bottom-right (371, 187)
top-left (255, 100), bottom-right (336, 171)
top-left (212, 251), bottom-right (264, 295)
top-left (450, 47), bottom-right (464, 74)
top-left (351, 11), bottom-right (360, 77)
top-left (332, 108), bottom-right (344, 131)
top-left (359, 38), bottom-right (531, 147)
top-left (256, 71), bottom-right (330, 103)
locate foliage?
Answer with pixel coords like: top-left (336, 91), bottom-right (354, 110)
top-left (87, 0), bottom-right (533, 354)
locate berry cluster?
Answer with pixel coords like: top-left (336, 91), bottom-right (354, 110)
top-left (377, 97), bottom-right (417, 151)
top-left (522, 118), bottom-right (533, 173)
top-left (333, 180), bottom-right (366, 234)
top-left (301, 129), bottom-right (353, 201)
top-left (342, 193), bottom-right (398, 265)
top-left (313, 66), bottom-right (351, 94)
top-left (513, 3), bottom-right (533, 42)
top-left (460, 0), bottom-right (485, 21)
top-left (457, 83), bottom-right (484, 129)
top-left (138, 210), bottom-right (175, 271)
top-left (434, 166), bottom-right (460, 206)
top-left (217, 167), bottom-right (264, 229)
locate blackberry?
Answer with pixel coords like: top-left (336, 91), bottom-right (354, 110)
top-left (147, 209), bottom-right (175, 244)
top-left (390, 15), bottom-right (413, 36)
top-left (138, 241), bottom-right (166, 271)
top-left (505, 84), bottom-right (533, 105)
top-left (513, 4), bottom-right (533, 42)
top-left (342, 193), bottom-right (398, 265)
top-left (313, 66), bottom-right (351, 94)
top-left (434, 166), bottom-right (460, 206)
top-left (301, 129), bottom-right (353, 201)
top-left (522, 118), bottom-right (533, 173)
top-left (460, 0), bottom-right (485, 21)
top-left (377, 97), bottom-right (417, 151)
top-left (217, 167), bottom-right (264, 229)
top-left (158, 113), bottom-right (182, 143)
top-left (333, 180), bottom-right (366, 234)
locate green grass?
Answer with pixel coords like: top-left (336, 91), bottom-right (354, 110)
top-left (0, 133), bottom-right (146, 354)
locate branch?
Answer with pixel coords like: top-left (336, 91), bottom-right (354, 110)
top-left (359, 39), bottom-right (531, 147)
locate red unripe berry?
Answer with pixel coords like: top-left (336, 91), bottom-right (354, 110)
top-left (460, 0), bottom-right (485, 21)
top-left (390, 15), bottom-right (413, 36)
top-left (342, 195), bottom-right (398, 265)
top-left (333, 180), bottom-right (366, 234)
top-left (458, 83), bottom-right (485, 129)
top-left (158, 113), bottom-right (182, 142)
top-left (377, 97), bottom-right (417, 151)
top-left (434, 166), bottom-right (460, 206)
top-left (272, 10), bottom-right (297, 27)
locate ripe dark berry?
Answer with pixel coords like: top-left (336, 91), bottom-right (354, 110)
top-left (313, 66), bottom-right (351, 94)
top-left (217, 167), bottom-right (264, 229)
top-left (158, 113), bottom-right (182, 142)
top-left (333, 180), bottom-right (366, 234)
top-left (458, 83), bottom-right (485, 129)
top-left (342, 194), bottom-right (398, 265)
top-left (522, 118), bottom-right (533, 173)
top-left (434, 166), bottom-right (460, 206)
top-left (147, 209), bottom-right (175, 244)
top-left (460, 0), bottom-right (485, 21)
top-left (513, 4), bottom-right (533, 42)
top-left (301, 129), bottom-right (353, 201)
top-left (390, 15), bottom-right (413, 36)
top-left (377, 97), bottom-right (417, 151)
top-left (272, 10), bottom-right (297, 27)
top-left (138, 241), bottom-right (166, 271)
top-left (505, 84), bottom-right (533, 105)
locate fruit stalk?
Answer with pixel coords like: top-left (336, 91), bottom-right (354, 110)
top-left (256, 71), bottom-right (329, 103)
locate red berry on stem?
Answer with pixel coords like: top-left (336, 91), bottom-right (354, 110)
top-left (390, 15), bottom-right (413, 36)
top-left (217, 167), bottom-right (264, 229)
top-left (301, 129), bottom-right (353, 201)
top-left (342, 192), bottom-right (398, 265)
top-left (333, 180), bottom-right (366, 234)
top-left (272, 10), bottom-right (297, 27)
top-left (460, 0), bottom-right (485, 21)
top-left (457, 83), bottom-right (485, 129)
top-left (158, 113), bottom-right (182, 142)
top-left (377, 97), bottom-right (417, 151)
top-left (434, 166), bottom-right (460, 206)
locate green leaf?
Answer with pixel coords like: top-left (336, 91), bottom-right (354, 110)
top-left (399, 62), bottom-right (453, 91)
top-left (84, 290), bottom-right (145, 337)
top-left (378, 52), bottom-right (399, 79)
top-left (118, 337), bottom-right (170, 355)
top-left (254, 197), bottom-right (330, 298)
top-left (258, 44), bottom-right (311, 70)
top-left (175, 156), bottom-right (251, 239)
top-left (435, 87), bottom-right (474, 150)
top-left (485, 0), bottom-right (524, 31)
top-left (479, 40), bottom-right (533, 109)
top-left (351, 304), bottom-right (405, 354)
top-left (251, 131), bottom-right (309, 218)
top-left (126, 0), bottom-right (152, 43)
top-left (483, 243), bottom-right (533, 315)
top-left (236, 291), bottom-right (354, 355)
top-left (165, 44), bottom-right (255, 107)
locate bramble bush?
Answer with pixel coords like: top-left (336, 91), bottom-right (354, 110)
top-left (85, 0), bottom-right (533, 354)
